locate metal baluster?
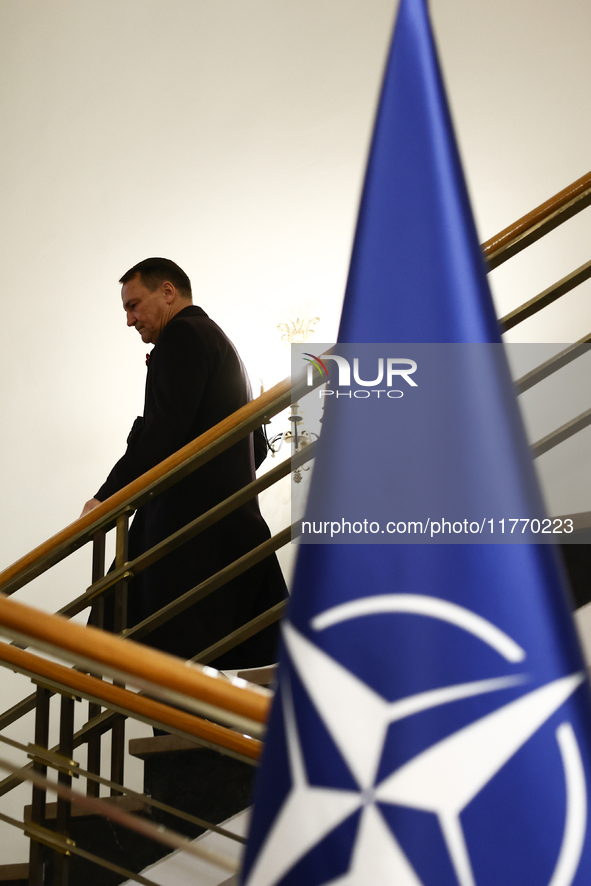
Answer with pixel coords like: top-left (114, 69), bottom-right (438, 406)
top-left (54, 694), bottom-right (75, 886)
top-left (86, 530), bottom-right (105, 798)
top-left (110, 514), bottom-right (129, 795)
top-left (28, 686), bottom-right (51, 886)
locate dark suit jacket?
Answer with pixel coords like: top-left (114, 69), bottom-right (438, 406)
top-left (95, 305), bottom-right (287, 667)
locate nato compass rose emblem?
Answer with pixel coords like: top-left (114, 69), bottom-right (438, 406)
top-left (243, 595), bottom-right (588, 886)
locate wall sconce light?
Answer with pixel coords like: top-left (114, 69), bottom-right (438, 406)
top-left (265, 317), bottom-right (320, 482)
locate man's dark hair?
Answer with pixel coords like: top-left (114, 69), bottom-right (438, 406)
top-left (120, 257), bottom-right (192, 298)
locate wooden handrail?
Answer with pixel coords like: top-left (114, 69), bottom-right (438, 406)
top-left (0, 375), bottom-right (292, 596)
top-left (0, 593), bottom-right (270, 729)
top-left (482, 170), bottom-right (591, 270)
top-left (0, 641), bottom-right (261, 761)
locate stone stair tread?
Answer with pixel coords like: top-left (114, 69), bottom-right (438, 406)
top-left (128, 734), bottom-right (203, 759)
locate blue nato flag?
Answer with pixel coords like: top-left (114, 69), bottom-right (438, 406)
top-left (241, 0), bottom-right (591, 885)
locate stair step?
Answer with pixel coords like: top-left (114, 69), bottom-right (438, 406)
top-left (25, 795), bottom-right (158, 886)
top-left (129, 734), bottom-right (202, 759)
top-left (0, 863), bottom-right (28, 884)
top-left (24, 794), bottom-right (148, 821)
top-left (20, 743), bottom-right (253, 885)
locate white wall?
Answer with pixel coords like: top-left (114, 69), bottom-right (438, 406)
top-left (1, 0), bottom-right (591, 866)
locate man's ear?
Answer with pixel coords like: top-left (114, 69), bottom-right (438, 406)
top-left (162, 281), bottom-right (175, 303)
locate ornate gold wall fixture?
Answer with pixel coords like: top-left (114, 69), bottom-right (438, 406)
top-left (277, 317), bottom-right (320, 345)
top-left (266, 318), bottom-right (321, 480)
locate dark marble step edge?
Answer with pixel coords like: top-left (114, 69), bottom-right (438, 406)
top-left (0, 863), bottom-right (28, 882)
top-left (128, 735), bottom-right (205, 759)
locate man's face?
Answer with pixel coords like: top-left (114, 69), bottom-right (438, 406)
top-left (121, 274), bottom-right (169, 345)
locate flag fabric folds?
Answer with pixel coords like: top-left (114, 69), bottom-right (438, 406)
top-left (240, 0), bottom-right (591, 884)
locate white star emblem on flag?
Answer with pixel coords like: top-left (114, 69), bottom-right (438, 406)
top-left (244, 598), bottom-right (586, 886)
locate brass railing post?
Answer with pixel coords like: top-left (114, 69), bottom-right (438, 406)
top-left (28, 685), bottom-right (51, 886)
top-left (111, 514), bottom-right (129, 794)
top-left (86, 530), bottom-right (105, 798)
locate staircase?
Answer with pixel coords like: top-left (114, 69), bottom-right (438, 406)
top-left (0, 733), bottom-right (254, 886)
top-left (0, 170), bottom-right (590, 883)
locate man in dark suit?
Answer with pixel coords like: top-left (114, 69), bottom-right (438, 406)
top-left (82, 257), bottom-right (286, 668)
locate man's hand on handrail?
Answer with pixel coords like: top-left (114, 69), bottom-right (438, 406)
top-left (81, 497), bottom-right (102, 518)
